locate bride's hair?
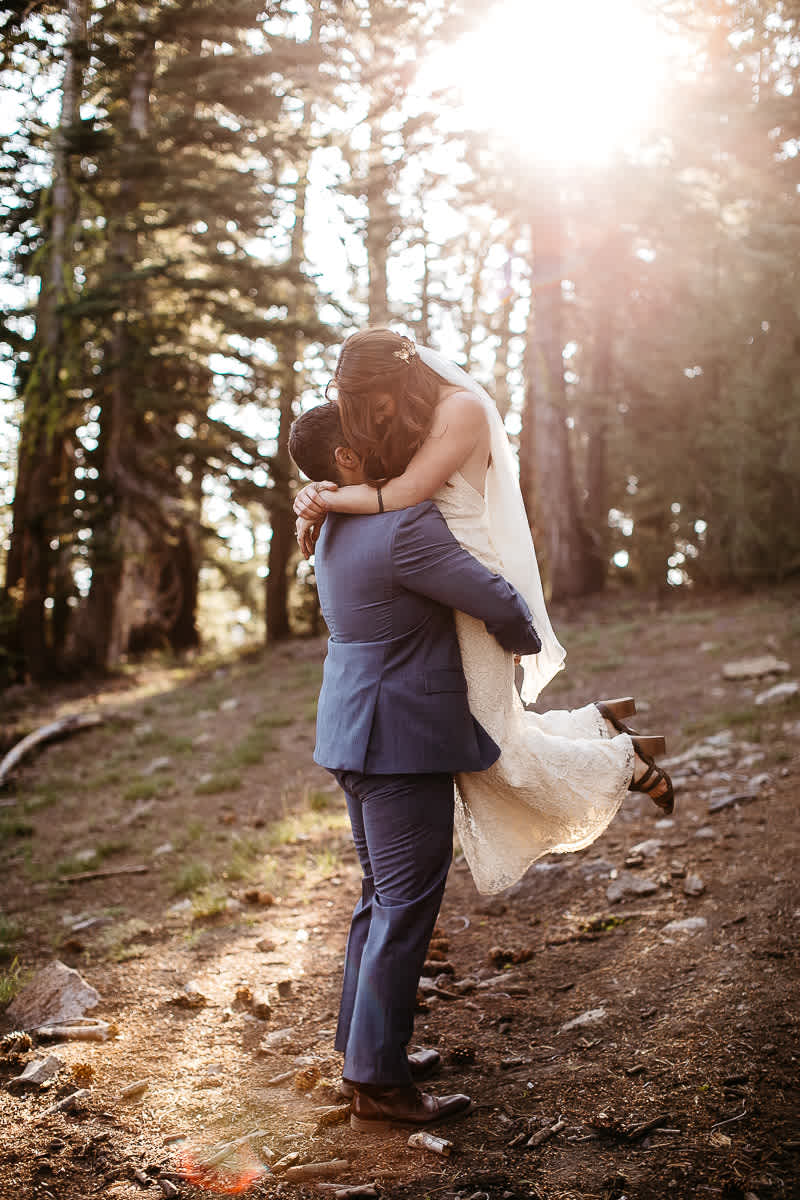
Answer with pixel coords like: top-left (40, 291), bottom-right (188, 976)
top-left (331, 328), bottom-right (441, 484)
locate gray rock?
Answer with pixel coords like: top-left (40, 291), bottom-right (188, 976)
top-left (683, 874), bottom-right (705, 897)
top-left (663, 916), bottom-right (708, 934)
top-left (628, 839), bottom-right (663, 859)
top-left (219, 697), bottom-right (239, 711)
top-left (141, 756), bottom-right (172, 776)
top-left (6, 961), bottom-right (100, 1031)
top-left (7, 1054), bottom-right (64, 1093)
top-left (694, 826), bottom-right (716, 840)
top-left (560, 1006), bottom-right (607, 1032)
top-left (606, 871), bottom-right (659, 904)
top-left (755, 680), bottom-right (798, 706)
top-left (722, 655), bottom-right (789, 680)
top-left (704, 730), bottom-right (735, 747)
top-left (708, 791), bottom-right (759, 814)
top-left (748, 772), bottom-right (770, 790)
top-left (259, 1026), bottom-right (295, 1052)
top-left (578, 857), bottom-right (615, 878)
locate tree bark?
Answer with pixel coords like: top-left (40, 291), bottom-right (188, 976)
top-left (528, 171), bottom-right (596, 600)
top-left (3, 0), bottom-right (87, 680)
top-left (81, 21), bottom-right (155, 671)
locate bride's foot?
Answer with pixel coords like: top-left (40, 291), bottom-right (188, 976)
top-left (629, 735), bottom-right (674, 815)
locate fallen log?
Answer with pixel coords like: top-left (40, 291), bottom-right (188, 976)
top-left (0, 713), bottom-right (103, 786)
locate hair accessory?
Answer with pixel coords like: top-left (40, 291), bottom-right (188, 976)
top-left (392, 340), bottom-right (416, 364)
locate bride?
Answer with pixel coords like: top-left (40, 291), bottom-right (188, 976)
top-left (293, 328), bottom-right (673, 895)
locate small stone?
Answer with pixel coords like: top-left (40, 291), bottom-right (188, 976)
top-left (683, 874), bottom-right (705, 897)
top-left (192, 732), bottom-right (212, 746)
top-left (171, 980), bottom-right (207, 1008)
top-left (748, 772), bottom-right (770, 790)
top-left (560, 1007), bottom-right (606, 1032)
top-left (7, 1055), bottom-right (64, 1093)
top-left (606, 871), bottom-right (659, 904)
top-left (259, 1026), bottom-right (295, 1053)
top-left (141, 756), bottom-right (172, 776)
top-left (153, 843), bottom-right (173, 856)
top-left (629, 839), bottom-right (663, 858)
top-left (663, 916), bottom-right (708, 934)
top-left (6, 961), bottom-right (101, 1031)
top-left (708, 792), bottom-right (759, 814)
top-left (197, 1063), bottom-right (225, 1088)
top-left (243, 888), bottom-right (276, 907)
top-left (272, 1152), bottom-right (301, 1173)
top-left (219, 697), bottom-right (239, 711)
top-left (41, 1088), bottom-right (91, 1116)
top-left (755, 680), bottom-right (798, 706)
top-left (119, 1079), bottom-right (149, 1100)
top-left (694, 826), bottom-right (716, 839)
top-left (277, 980), bottom-right (292, 999)
top-left (722, 656), bottom-right (789, 680)
top-left (255, 938), bottom-right (277, 953)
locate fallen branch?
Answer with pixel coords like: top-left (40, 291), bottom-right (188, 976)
top-left (0, 713), bottom-right (103, 786)
top-left (58, 864), bottom-right (150, 884)
top-left (526, 1119), bottom-right (566, 1148)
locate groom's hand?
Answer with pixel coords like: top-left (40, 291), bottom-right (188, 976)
top-left (294, 480), bottom-right (338, 521)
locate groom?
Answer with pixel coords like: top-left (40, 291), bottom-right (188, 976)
top-left (289, 403), bottom-right (541, 1132)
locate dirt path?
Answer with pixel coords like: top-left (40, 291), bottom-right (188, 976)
top-left (1, 587), bottom-right (798, 1200)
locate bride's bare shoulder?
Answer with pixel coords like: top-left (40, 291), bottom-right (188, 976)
top-left (433, 386), bottom-right (487, 429)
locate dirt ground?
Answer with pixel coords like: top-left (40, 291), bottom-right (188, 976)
top-left (0, 585), bottom-right (798, 1200)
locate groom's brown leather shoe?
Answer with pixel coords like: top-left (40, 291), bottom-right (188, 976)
top-left (350, 1084), bottom-right (472, 1132)
top-left (340, 1048), bottom-right (441, 1100)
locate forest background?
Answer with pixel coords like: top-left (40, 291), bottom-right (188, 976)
top-left (1, 0), bottom-right (798, 686)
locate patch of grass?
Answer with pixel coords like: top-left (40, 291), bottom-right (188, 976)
top-left (254, 710), bottom-right (294, 729)
top-left (0, 916), bottom-right (23, 962)
top-left (96, 918), bottom-right (151, 962)
top-left (311, 847), bottom-right (341, 877)
top-left (221, 729), bottom-right (274, 770)
top-left (588, 657), bottom-right (625, 674)
top-left (303, 698), bottom-right (318, 721)
top-left (123, 777), bottom-right (173, 803)
top-left (86, 768), bottom-right (124, 790)
top-left (682, 706), bottom-right (762, 739)
top-left (191, 886), bottom-right (229, 919)
top-left (172, 861), bottom-right (214, 895)
top-left (24, 787), bottom-right (61, 813)
top-left (0, 817), bottom-right (34, 838)
top-left (194, 773), bottom-right (242, 796)
top-left (293, 662), bottom-right (324, 689)
top-left (307, 790), bottom-right (331, 812)
top-left (225, 833), bottom-right (266, 882)
top-left (164, 734), bottom-right (194, 755)
top-left (0, 957), bottom-right (28, 1009)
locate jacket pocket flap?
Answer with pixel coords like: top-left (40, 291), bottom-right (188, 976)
top-left (424, 668), bottom-right (467, 695)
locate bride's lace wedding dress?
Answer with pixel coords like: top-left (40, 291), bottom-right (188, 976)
top-left (434, 471), bottom-right (635, 895)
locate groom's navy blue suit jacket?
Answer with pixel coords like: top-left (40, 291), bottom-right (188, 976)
top-left (313, 500), bottom-right (541, 775)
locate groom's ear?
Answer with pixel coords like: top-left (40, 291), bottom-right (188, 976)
top-left (333, 445), bottom-right (360, 472)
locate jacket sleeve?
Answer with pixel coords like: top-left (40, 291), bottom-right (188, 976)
top-left (392, 503), bottom-right (541, 654)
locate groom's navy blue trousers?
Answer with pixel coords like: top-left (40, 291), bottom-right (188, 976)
top-left (332, 768), bottom-right (455, 1087)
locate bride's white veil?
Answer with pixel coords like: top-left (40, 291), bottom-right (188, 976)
top-left (417, 344), bottom-right (565, 702)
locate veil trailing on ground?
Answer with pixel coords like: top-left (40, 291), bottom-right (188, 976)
top-left (417, 344), bottom-right (565, 703)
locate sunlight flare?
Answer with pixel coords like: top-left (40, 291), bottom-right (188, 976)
top-left (419, 0), bottom-right (673, 164)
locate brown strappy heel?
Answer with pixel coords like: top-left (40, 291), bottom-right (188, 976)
top-left (628, 734), bottom-right (674, 815)
top-left (595, 696), bottom-right (639, 735)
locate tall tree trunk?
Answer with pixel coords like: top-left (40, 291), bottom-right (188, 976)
top-left (583, 295), bottom-right (612, 591)
top-left (81, 22), bottom-right (155, 670)
top-left (3, 0), bottom-right (87, 680)
top-left (266, 6), bottom-right (318, 641)
top-left (365, 108), bottom-right (392, 325)
top-left (528, 171), bottom-right (596, 600)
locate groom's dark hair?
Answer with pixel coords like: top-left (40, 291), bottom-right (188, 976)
top-left (289, 402), bottom-right (346, 484)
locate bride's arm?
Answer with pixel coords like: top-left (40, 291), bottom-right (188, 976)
top-left (294, 390), bottom-right (486, 519)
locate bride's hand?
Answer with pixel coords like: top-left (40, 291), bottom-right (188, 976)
top-left (296, 514), bottom-right (323, 559)
top-left (293, 480), bottom-right (338, 520)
